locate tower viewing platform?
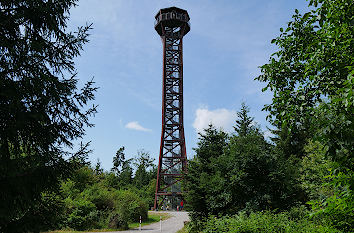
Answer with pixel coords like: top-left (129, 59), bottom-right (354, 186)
top-left (154, 6), bottom-right (190, 210)
top-left (154, 7), bottom-right (190, 36)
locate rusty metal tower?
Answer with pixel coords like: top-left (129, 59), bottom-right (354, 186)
top-left (154, 7), bottom-right (190, 210)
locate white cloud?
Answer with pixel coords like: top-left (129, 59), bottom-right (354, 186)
top-left (263, 130), bottom-right (274, 140)
top-left (125, 121), bottom-right (151, 132)
top-left (193, 107), bottom-right (236, 133)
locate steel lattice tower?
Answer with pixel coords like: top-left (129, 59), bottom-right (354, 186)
top-left (154, 7), bottom-right (190, 210)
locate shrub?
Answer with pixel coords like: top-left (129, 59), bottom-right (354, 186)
top-left (107, 211), bottom-right (128, 230)
top-left (114, 189), bottom-right (148, 223)
top-left (200, 211), bottom-right (340, 233)
top-left (81, 183), bottom-right (115, 210)
top-left (64, 198), bottom-right (98, 230)
top-left (299, 140), bottom-right (335, 201)
top-left (59, 166), bottom-right (150, 231)
top-left (308, 169), bottom-right (354, 232)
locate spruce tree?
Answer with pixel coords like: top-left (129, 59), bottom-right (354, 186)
top-left (0, 1), bottom-right (96, 231)
top-left (234, 102), bottom-right (255, 137)
top-left (112, 147), bottom-right (125, 175)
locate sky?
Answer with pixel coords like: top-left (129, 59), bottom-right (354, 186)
top-left (67, 0), bottom-right (310, 171)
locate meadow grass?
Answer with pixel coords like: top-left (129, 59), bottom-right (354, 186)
top-left (46, 211), bottom-right (171, 233)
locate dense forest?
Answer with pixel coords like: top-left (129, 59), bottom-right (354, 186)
top-left (0, 0), bottom-right (353, 232)
top-left (183, 0), bottom-right (353, 232)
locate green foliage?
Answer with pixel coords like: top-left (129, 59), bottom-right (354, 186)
top-left (193, 124), bottom-right (228, 166)
top-left (108, 146), bottom-right (136, 188)
top-left (313, 103), bottom-right (353, 170)
top-left (299, 140), bottom-right (335, 200)
top-left (256, 1), bottom-right (354, 231)
top-left (112, 147), bottom-right (126, 175)
top-left (64, 198), bottom-right (98, 231)
top-left (185, 105), bottom-right (301, 226)
top-left (1, 191), bottom-right (65, 233)
top-left (71, 166), bottom-right (98, 192)
top-left (0, 0), bottom-right (97, 231)
top-left (134, 150), bottom-right (155, 189)
top-left (130, 178), bottom-right (157, 208)
top-left (256, 0), bottom-right (353, 169)
top-left (199, 210), bottom-right (340, 233)
top-left (114, 189), bottom-right (148, 223)
top-left (107, 211), bottom-right (128, 230)
top-left (297, 140), bottom-right (354, 231)
top-left (270, 121), bottom-right (312, 159)
top-left (224, 131), bottom-right (300, 213)
top-left (103, 172), bottom-right (120, 189)
top-left (119, 159), bottom-right (134, 186)
top-left (94, 159), bottom-right (104, 176)
top-left (234, 102), bottom-right (256, 137)
top-left (80, 183), bottom-right (115, 211)
top-left (58, 163), bottom-right (151, 231)
top-left (184, 124), bottom-right (228, 221)
top-left (308, 170), bottom-right (354, 232)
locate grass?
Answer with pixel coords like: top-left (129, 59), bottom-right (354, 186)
top-left (47, 229), bottom-right (117, 233)
top-left (46, 212), bottom-right (171, 233)
top-left (128, 211), bottom-right (171, 229)
top-left (176, 226), bottom-right (188, 233)
top-left (176, 220), bottom-right (190, 233)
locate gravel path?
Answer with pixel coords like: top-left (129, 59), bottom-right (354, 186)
top-left (95, 211), bottom-right (189, 233)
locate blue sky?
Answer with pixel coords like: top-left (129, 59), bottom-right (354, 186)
top-left (67, 0), bottom-right (310, 171)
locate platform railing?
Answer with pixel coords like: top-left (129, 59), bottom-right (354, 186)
top-left (154, 11), bottom-right (191, 27)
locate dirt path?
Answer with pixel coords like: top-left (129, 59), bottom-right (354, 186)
top-left (98, 211), bottom-right (189, 233)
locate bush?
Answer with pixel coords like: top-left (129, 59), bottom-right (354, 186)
top-left (114, 189), bottom-right (148, 223)
top-left (104, 189), bottom-right (149, 230)
top-left (107, 211), bottom-right (128, 230)
top-left (199, 211), bottom-right (340, 233)
top-left (299, 140), bottom-right (335, 201)
top-left (308, 169), bottom-right (354, 232)
top-left (65, 198), bottom-right (98, 230)
top-left (61, 187), bottom-right (149, 231)
top-left (59, 165), bottom-right (150, 231)
top-left (81, 183), bottom-right (115, 210)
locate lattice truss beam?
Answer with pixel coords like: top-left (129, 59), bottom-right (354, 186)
top-left (154, 7), bottom-right (190, 210)
top-left (156, 26), bottom-right (187, 198)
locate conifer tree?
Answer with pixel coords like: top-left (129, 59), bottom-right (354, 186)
top-left (112, 147), bottom-right (125, 175)
top-left (234, 102), bottom-right (255, 137)
top-left (0, 1), bottom-right (96, 230)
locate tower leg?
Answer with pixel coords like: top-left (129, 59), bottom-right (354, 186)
top-left (154, 27), bottom-right (188, 210)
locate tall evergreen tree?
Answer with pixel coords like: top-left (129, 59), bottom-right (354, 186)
top-left (184, 124), bottom-right (228, 222)
top-left (194, 124), bottom-right (228, 166)
top-left (234, 102), bottom-right (255, 137)
top-left (0, 1), bottom-right (96, 231)
top-left (134, 150), bottom-right (154, 188)
top-left (94, 158), bottom-right (104, 176)
top-left (119, 159), bottom-right (133, 186)
top-left (112, 146), bottom-right (125, 175)
top-left (185, 106), bottom-right (300, 230)
top-left (269, 121), bottom-right (311, 159)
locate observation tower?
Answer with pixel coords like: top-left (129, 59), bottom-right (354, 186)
top-left (154, 7), bottom-right (190, 210)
